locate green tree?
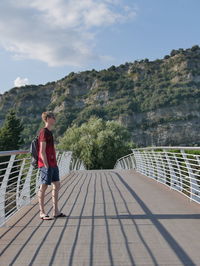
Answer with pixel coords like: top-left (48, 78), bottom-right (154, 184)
top-left (0, 110), bottom-right (24, 182)
top-left (58, 116), bottom-right (136, 169)
top-left (0, 109), bottom-right (24, 151)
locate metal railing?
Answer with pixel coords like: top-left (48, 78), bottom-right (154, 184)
top-left (114, 147), bottom-right (200, 205)
top-left (0, 150), bottom-right (86, 226)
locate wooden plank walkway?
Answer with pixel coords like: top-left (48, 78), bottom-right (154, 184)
top-left (0, 169), bottom-right (200, 266)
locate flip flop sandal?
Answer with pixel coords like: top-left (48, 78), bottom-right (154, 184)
top-left (40, 214), bottom-right (52, 220)
top-left (53, 212), bottom-right (67, 218)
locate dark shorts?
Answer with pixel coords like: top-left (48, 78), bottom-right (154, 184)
top-left (39, 166), bottom-right (60, 185)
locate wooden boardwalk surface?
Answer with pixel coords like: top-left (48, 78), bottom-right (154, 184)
top-left (1, 169), bottom-right (200, 266)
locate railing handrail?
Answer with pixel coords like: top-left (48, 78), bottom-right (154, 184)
top-left (0, 150), bottom-right (29, 157)
top-left (115, 152), bottom-right (133, 162)
top-left (132, 146), bottom-right (200, 151)
top-left (0, 150), bottom-right (73, 157)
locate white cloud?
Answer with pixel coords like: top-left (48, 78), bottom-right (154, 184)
top-left (0, 0), bottom-right (137, 67)
top-left (14, 77), bottom-right (29, 87)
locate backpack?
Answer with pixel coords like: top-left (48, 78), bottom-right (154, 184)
top-left (30, 135), bottom-right (39, 169)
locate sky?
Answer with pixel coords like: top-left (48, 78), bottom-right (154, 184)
top-left (0, 0), bottom-right (200, 94)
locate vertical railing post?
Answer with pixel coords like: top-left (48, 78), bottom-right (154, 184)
top-left (0, 155), bottom-right (15, 226)
top-left (146, 150), bottom-right (154, 179)
top-left (56, 151), bottom-right (60, 161)
top-left (16, 158), bottom-right (26, 209)
top-left (158, 150), bottom-right (167, 184)
top-left (165, 151), bottom-right (181, 191)
top-left (66, 152), bottom-right (72, 173)
top-left (122, 159), bottom-right (125, 169)
top-left (164, 150), bottom-right (174, 189)
top-left (124, 158), bottom-right (128, 169)
top-left (128, 156), bottom-right (132, 169)
top-left (58, 152), bottom-right (64, 177)
top-left (74, 159), bottom-right (79, 170)
top-left (181, 149), bottom-right (200, 202)
top-left (154, 150), bottom-right (161, 182)
top-left (119, 159), bottom-right (123, 169)
top-left (18, 164), bottom-right (33, 208)
top-left (152, 150), bottom-right (159, 180)
top-left (34, 168), bottom-right (40, 194)
top-left (142, 151), bottom-right (149, 176)
top-left (173, 153), bottom-right (183, 192)
top-left (57, 152), bottom-right (72, 178)
top-left (130, 154), bottom-right (135, 169)
top-left (132, 150), bottom-right (142, 173)
top-left (79, 162), bottom-right (85, 170)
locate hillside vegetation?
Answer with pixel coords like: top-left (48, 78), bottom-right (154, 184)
top-left (0, 45), bottom-right (200, 148)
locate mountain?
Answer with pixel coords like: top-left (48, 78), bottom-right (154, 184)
top-left (0, 45), bottom-right (200, 148)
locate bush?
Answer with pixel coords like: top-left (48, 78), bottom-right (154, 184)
top-left (58, 116), bottom-right (136, 169)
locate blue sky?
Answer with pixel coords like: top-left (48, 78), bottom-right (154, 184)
top-left (0, 0), bottom-right (200, 94)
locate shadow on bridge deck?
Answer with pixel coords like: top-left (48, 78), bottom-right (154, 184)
top-left (1, 169), bottom-right (200, 266)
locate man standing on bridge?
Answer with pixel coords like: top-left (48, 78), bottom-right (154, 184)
top-left (37, 111), bottom-right (66, 220)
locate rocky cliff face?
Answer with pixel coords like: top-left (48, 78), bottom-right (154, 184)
top-left (0, 83), bottom-right (55, 144)
top-left (119, 101), bottom-right (200, 146)
top-left (0, 46), bottom-right (200, 147)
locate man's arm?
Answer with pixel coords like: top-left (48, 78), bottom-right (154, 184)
top-left (40, 141), bottom-right (49, 168)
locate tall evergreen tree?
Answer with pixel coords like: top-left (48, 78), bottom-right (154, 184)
top-left (0, 110), bottom-right (24, 181)
top-left (0, 109), bottom-right (24, 151)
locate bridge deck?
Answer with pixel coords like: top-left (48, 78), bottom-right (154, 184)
top-left (1, 169), bottom-right (200, 266)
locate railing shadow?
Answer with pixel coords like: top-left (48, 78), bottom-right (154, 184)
top-left (103, 172), bottom-right (137, 265)
top-left (30, 172), bottom-right (87, 266)
top-left (0, 172), bottom-right (76, 239)
top-left (89, 172), bottom-right (97, 266)
top-left (99, 172), bottom-right (115, 265)
top-left (1, 170), bottom-right (199, 266)
top-left (105, 172), bottom-right (158, 266)
top-left (111, 170), bottom-right (197, 266)
top-left (0, 172), bottom-right (79, 263)
top-left (67, 173), bottom-right (92, 266)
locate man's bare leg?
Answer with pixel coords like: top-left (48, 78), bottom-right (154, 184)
top-left (52, 181), bottom-right (61, 216)
top-left (38, 184), bottom-right (48, 216)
